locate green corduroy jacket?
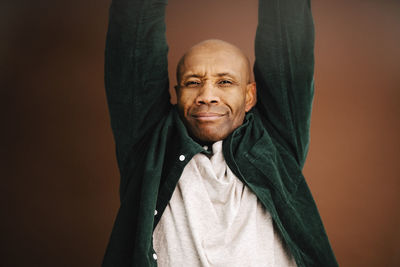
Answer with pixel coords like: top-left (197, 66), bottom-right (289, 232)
top-left (102, 0), bottom-right (338, 266)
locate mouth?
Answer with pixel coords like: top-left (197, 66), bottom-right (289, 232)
top-left (191, 112), bottom-right (225, 122)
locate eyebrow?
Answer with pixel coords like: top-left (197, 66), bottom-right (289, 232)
top-left (215, 72), bottom-right (233, 77)
top-left (182, 72), bottom-right (236, 80)
top-left (182, 74), bottom-right (203, 80)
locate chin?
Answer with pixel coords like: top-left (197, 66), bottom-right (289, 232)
top-left (192, 129), bottom-right (229, 143)
top-left (196, 135), bottom-right (223, 143)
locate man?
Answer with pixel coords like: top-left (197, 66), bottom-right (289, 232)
top-left (103, 0), bottom-right (338, 266)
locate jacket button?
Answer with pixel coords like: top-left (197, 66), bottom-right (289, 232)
top-left (179, 155), bottom-right (185, 161)
top-left (152, 253), bottom-right (157, 260)
top-left (154, 210), bottom-right (158, 216)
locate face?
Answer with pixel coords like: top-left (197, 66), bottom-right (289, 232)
top-left (176, 44), bottom-right (256, 142)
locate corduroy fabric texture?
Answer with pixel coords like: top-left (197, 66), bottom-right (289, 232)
top-left (102, 0), bottom-right (338, 266)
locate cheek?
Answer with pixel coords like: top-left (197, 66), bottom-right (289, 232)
top-left (227, 96), bottom-right (247, 126)
top-left (228, 93), bottom-right (247, 115)
top-left (177, 92), bottom-right (192, 111)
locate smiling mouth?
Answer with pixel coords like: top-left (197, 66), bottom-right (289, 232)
top-left (191, 112), bottom-right (225, 122)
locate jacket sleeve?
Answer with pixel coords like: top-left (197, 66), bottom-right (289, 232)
top-left (254, 0), bottom-right (314, 168)
top-left (105, 0), bottom-right (170, 170)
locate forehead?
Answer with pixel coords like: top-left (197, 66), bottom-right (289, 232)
top-left (180, 47), bottom-right (247, 79)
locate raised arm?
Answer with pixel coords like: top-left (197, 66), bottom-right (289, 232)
top-left (254, 0), bottom-right (314, 168)
top-left (105, 0), bottom-right (170, 170)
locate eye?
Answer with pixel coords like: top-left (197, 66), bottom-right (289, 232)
top-left (184, 81), bottom-right (201, 87)
top-left (218, 80), bottom-right (233, 86)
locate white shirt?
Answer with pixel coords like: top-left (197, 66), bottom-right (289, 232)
top-left (153, 141), bottom-right (296, 267)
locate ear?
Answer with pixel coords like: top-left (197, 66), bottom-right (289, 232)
top-left (245, 82), bottom-right (257, 112)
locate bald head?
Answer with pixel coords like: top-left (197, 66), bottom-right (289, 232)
top-left (174, 39), bottom-right (257, 142)
top-left (176, 39), bottom-right (251, 85)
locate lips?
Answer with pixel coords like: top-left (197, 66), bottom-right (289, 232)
top-left (191, 112), bottom-right (225, 122)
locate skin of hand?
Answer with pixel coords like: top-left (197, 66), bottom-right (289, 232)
top-left (175, 39), bottom-right (257, 143)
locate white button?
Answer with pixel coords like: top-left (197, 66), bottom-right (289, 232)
top-left (203, 145), bottom-right (208, 150)
top-left (153, 253), bottom-right (158, 260)
top-left (179, 155), bottom-right (185, 161)
top-left (154, 210), bottom-right (158, 216)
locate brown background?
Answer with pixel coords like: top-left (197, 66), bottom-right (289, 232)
top-left (1, 0), bottom-right (399, 266)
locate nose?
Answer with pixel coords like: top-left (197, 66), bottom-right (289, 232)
top-left (195, 82), bottom-right (220, 105)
